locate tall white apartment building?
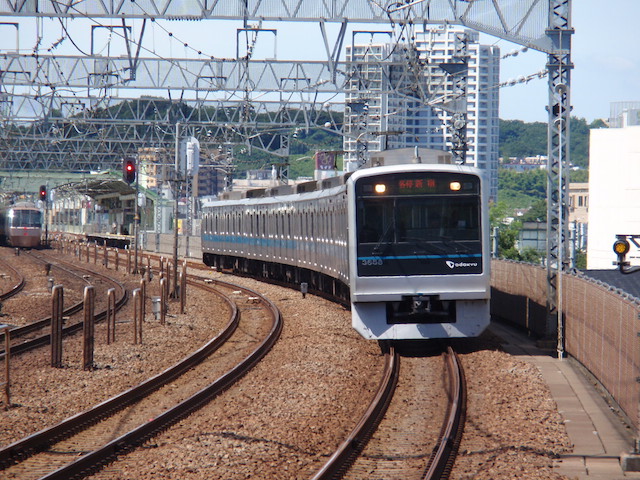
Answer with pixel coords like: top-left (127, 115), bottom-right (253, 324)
top-left (344, 25), bottom-right (500, 200)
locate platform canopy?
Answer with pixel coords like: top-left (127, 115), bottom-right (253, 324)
top-left (52, 174), bottom-right (136, 201)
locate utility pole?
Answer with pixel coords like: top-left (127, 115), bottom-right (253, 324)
top-left (133, 160), bottom-right (139, 274)
top-left (173, 122), bottom-right (180, 298)
top-left (545, 0), bottom-right (573, 359)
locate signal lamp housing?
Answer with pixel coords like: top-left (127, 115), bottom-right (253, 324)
top-left (613, 239), bottom-right (630, 256)
top-left (123, 158), bottom-right (136, 184)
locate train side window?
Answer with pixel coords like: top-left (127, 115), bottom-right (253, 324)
top-left (302, 209), bottom-right (307, 238)
top-left (331, 205), bottom-right (336, 240)
top-left (323, 209), bottom-right (327, 240)
top-left (272, 212), bottom-right (277, 238)
top-left (273, 212), bottom-right (277, 238)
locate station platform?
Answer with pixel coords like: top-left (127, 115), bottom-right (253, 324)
top-left (489, 321), bottom-right (640, 480)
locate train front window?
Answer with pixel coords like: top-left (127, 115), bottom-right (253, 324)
top-left (355, 171), bottom-right (483, 276)
top-left (9, 210), bottom-right (42, 227)
top-left (357, 197), bottom-right (479, 245)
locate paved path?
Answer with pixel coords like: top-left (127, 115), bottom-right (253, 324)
top-left (489, 321), bottom-right (640, 479)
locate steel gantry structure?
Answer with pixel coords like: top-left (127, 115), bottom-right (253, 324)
top-left (0, 0), bottom-right (572, 348)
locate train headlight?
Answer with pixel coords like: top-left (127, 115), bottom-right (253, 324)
top-left (374, 183), bottom-right (386, 194)
top-left (613, 239), bottom-right (630, 256)
top-left (449, 181), bottom-right (461, 191)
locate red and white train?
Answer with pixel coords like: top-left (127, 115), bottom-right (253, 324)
top-left (0, 202), bottom-right (44, 248)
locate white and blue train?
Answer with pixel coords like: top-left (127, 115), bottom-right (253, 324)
top-left (201, 161), bottom-right (490, 340)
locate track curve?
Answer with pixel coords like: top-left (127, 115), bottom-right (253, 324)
top-left (0, 277), bottom-right (281, 480)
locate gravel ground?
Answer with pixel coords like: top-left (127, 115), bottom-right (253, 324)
top-left (1, 247), bottom-right (573, 479)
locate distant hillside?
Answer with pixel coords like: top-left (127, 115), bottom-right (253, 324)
top-left (500, 117), bottom-right (606, 169)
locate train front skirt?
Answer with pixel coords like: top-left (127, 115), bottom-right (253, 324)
top-left (351, 299), bottom-right (490, 340)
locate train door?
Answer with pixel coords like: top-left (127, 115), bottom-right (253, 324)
top-left (301, 206), bottom-right (309, 266)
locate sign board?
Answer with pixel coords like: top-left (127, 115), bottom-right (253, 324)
top-left (315, 151), bottom-right (336, 170)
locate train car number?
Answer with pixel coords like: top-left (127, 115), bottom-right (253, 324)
top-left (361, 258), bottom-right (383, 266)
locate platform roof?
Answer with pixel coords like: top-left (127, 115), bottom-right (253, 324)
top-left (52, 173), bottom-right (136, 200)
top-left (0, 170), bottom-right (135, 200)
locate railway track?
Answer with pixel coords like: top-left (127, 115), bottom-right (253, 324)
top-left (0, 255), bottom-right (26, 302)
top-left (0, 251), bottom-right (127, 358)
top-left (49, 237), bottom-right (468, 479)
top-left (0, 275), bottom-right (282, 479)
top-left (314, 346), bottom-right (466, 480)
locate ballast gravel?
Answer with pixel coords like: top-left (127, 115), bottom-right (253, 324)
top-left (0, 246), bottom-right (573, 479)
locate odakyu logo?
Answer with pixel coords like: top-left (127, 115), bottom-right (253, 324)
top-left (446, 260), bottom-right (479, 269)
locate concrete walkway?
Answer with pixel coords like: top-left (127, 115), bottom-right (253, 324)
top-left (489, 321), bottom-right (640, 479)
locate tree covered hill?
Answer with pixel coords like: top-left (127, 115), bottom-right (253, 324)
top-left (500, 117), bottom-right (606, 169)
top-left (497, 117), bottom-right (603, 210)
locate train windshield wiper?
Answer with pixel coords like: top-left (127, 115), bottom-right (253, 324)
top-left (372, 223), bottom-right (394, 255)
top-left (406, 239), bottom-right (448, 255)
top-left (403, 236), bottom-right (474, 256)
top-left (437, 236), bottom-right (475, 253)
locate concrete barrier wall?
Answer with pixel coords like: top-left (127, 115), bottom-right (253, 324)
top-left (492, 259), bottom-right (640, 430)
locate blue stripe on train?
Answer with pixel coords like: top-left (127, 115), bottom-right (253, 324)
top-left (202, 234), bottom-right (297, 249)
top-left (357, 253), bottom-right (482, 261)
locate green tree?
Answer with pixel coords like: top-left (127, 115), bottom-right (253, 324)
top-left (570, 169), bottom-right (588, 182)
top-left (499, 120), bottom-right (547, 160)
top-left (496, 220), bottom-right (522, 260)
top-left (499, 117), bottom-right (600, 169)
top-left (519, 247), bottom-right (544, 264)
top-left (574, 250), bottom-right (587, 269)
top-left (520, 199), bottom-right (547, 222)
top-left (489, 200), bottom-right (511, 228)
top-left (497, 168), bottom-right (547, 210)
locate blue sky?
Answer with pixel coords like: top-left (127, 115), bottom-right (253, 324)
top-left (499, 0), bottom-right (640, 123)
top-left (3, 1), bottom-right (637, 124)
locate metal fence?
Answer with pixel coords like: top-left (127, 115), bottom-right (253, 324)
top-left (491, 259), bottom-right (640, 430)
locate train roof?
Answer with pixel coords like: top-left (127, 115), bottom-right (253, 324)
top-left (0, 201), bottom-right (40, 210)
top-left (205, 162), bottom-right (484, 208)
top-left (212, 172), bottom-right (352, 203)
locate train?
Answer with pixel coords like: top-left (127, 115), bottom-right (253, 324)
top-left (0, 202), bottom-right (44, 248)
top-left (201, 160), bottom-right (490, 340)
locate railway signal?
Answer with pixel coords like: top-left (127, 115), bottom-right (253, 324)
top-left (613, 237), bottom-right (631, 271)
top-left (39, 185), bottom-right (47, 201)
top-left (123, 158), bottom-right (136, 184)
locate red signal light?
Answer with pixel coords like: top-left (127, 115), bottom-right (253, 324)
top-left (123, 158), bottom-right (136, 184)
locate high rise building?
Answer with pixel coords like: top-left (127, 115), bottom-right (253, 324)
top-left (344, 25), bottom-right (500, 200)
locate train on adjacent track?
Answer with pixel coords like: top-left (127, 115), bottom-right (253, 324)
top-left (201, 155), bottom-right (491, 341)
top-left (0, 202), bottom-right (44, 248)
